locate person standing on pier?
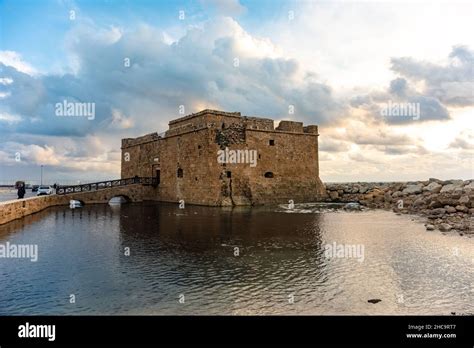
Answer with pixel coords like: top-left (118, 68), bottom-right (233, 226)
top-left (17, 183), bottom-right (26, 199)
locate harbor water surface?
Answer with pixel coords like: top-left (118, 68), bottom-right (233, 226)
top-left (0, 202), bottom-right (473, 315)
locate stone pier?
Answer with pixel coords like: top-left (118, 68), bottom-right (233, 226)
top-left (0, 184), bottom-right (157, 225)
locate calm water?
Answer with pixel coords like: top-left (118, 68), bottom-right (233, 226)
top-left (0, 202), bottom-right (473, 315)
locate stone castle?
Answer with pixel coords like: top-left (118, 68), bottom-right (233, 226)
top-left (121, 109), bottom-right (325, 206)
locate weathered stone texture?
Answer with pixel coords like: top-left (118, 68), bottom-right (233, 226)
top-left (121, 109), bottom-right (324, 206)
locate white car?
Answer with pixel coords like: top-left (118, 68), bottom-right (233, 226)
top-left (37, 185), bottom-right (53, 196)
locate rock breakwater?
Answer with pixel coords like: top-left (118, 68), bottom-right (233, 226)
top-left (325, 179), bottom-right (473, 235)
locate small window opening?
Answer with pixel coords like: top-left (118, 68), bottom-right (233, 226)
top-left (264, 172), bottom-right (274, 178)
top-left (226, 171), bottom-right (232, 178)
top-left (269, 139), bottom-right (275, 146)
top-left (177, 168), bottom-right (183, 178)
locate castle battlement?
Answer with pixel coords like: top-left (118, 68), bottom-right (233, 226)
top-left (168, 109), bottom-right (241, 127)
top-left (122, 132), bottom-right (160, 148)
top-left (151, 109), bottom-right (317, 138)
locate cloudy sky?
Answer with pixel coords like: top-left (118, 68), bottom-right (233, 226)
top-left (0, 0), bottom-right (472, 184)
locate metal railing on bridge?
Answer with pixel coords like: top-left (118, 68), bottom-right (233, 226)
top-left (56, 177), bottom-right (157, 195)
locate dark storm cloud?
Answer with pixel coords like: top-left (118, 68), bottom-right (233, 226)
top-left (391, 45), bottom-right (474, 107)
top-left (389, 77), bottom-right (408, 97)
top-left (0, 17), bottom-right (343, 143)
top-left (449, 134), bottom-right (474, 150)
top-left (350, 46), bottom-right (472, 124)
top-left (319, 138), bottom-right (351, 152)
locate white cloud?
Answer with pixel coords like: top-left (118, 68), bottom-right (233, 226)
top-left (0, 77), bottom-right (13, 85)
top-left (0, 112), bottom-right (22, 123)
top-left (0, 51), bottom-right (36, 75)
top-left (263, 1), bottom-right (474, 90)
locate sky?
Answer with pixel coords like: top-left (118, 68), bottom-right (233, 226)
top-left (0, 0), bottom-right (473, 184)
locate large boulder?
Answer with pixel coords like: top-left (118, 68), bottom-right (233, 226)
top-left (459, 195), bottom-right (470, 206)
top-left (343, 185), bottom-right (352, 193)
top-left (423, 182), bottom-right (442, 193)
top-left (437, 193), bottom-right (461, 206)
top-left (351, 186), bottom-right (360, 194)
top-left (364, 188), bottom-right (384, 200)
top-left (439, 223), bottom-right (453, 231)
top-left (374, 194), bottom-right (384, 204)
top-left (403, 184), bottom-right (423, 195)
top-left (440, 183), bottom-right (464, 194)
top-left (430, 208), bottom-right (446, 215)
top-left (413, 197), bottom-right (426, 207)
top-left (392, 191), bottom-right (403, 198)
top-left (444, 179), bottom-right (464, 185)
top-left (428, 199), bottom-right (443, 209)
top-left (445, 206), bottom-right (457, 214)
top-left (392, 183), bottom-right (405, 192)
top-left (463, 181), bottom-right (474, 193)
top-left (428, 178), bottom-right (443, 184)
top-left (329, 191), bottom-right (339, 200)
top-left (344, 202), bottom-right (361, 210)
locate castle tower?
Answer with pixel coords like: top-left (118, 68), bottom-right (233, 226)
top-left (121, 109), bottom-right (325, 205)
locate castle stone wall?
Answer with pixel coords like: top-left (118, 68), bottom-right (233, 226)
top-left (121, 109), bottom-right (325, 206)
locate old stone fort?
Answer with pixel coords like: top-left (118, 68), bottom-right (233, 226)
top-left (0, 109), bottom-right (326, 225)
top-left (121, 109), bottom-right (325, 206)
